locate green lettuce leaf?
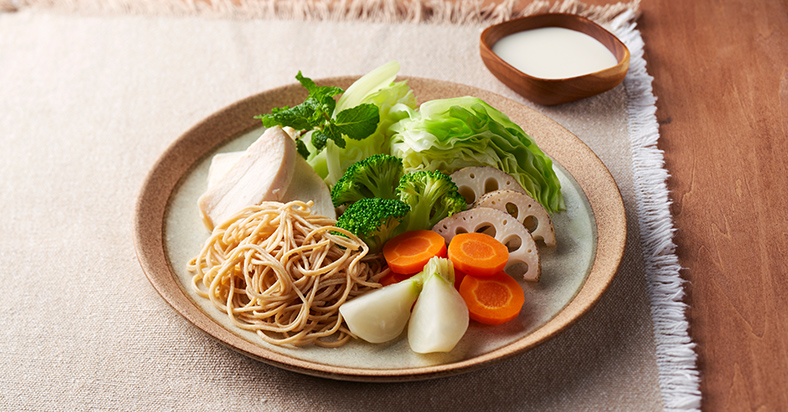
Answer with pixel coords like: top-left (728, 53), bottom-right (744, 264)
top-left (313, 61), bottom-right (418, 185)
top-left (388, 96), bottom-right (564, 212)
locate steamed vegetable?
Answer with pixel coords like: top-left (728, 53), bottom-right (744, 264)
top-left (331, 158), bottom-right (466, 246)
top-left (317, 61), bottom-right (418, 186)
top-left (474, 189), bottom-right (556, 247)
top-left (335, 61), bottom-right (400, 114)
top-left (453, 269), bottom-right (467, 290)
top-left (383, 230), bottom-right (447, 275)
top-left (256, 63), bottom-right (563, 214)
top-left (331, 154), bottom-right (404, 207)
top-left (339, 256), bottom-right (469, 354)
top-left (434, 207), bottom-right (542, 282)
top-left (449, 166), bottom-right (528, 207)
top-left (396, 170), bottom-right (467, 232)
top-left (335, 197), bottom-right (410, 253)
top-left (447, 232), bottom-right (509, 277)
top-left (407, 257), bottom-right (469, 353)
top-left (459, 271), bottom-right (525, 326)
top-left (389, 97), bottom-right (564, 212)
top-left (379, 271), bottom-right (415, 286)
top-left (339, 279), bottom-right (420, 343)
top-left (255, 71), bottom-right (381, 158)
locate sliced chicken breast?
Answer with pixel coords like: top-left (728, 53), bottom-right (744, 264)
top-left (198, 126), bottom-right (296, 229)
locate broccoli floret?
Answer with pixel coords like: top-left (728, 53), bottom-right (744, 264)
top-left (397, 170), bottom-right (466, 232)
top-left (335, 197), bottom-right (411, 253)
top-left (331, 154), bottom-right (404, 207)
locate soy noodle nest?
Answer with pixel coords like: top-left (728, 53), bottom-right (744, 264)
top-left (188, 201), bottom-right (387, 348)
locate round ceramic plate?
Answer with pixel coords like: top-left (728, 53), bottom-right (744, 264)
top-left (134, 76), bottom-right (626, 382)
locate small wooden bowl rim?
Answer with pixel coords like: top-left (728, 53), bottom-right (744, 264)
top-left (480, 13), bottom-right (630, 82)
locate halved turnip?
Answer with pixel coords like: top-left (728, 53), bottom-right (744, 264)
top-left (432, 207), bottom-right (541, 282)
top-left (474, 189), bottom-right (556, 247)
top-left (449, 166), bottom-right (527, 207)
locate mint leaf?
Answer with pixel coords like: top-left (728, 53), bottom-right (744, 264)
top-left (296, 72), bottom-right (343, 99)
top-left (255, 72), bottom-right (379, 153)
top-left (320, 123), bottom-right (347, 149)
top-left (333, 103), bottom-right (380, 141)
top-left (256, 72), bottom-right (342, 130)
top-left (257, 103), bottom-right (317, 130)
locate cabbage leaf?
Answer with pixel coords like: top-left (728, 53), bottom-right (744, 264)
top-left (308, 61), bottom-right (418, 186)
top-left (388, 97), bottom-right (564, 212)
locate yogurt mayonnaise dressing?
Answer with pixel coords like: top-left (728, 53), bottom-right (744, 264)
top-left (492, 27), bottom-right (618, 79)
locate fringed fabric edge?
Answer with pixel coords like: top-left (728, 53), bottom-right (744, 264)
top-left (2, 0), bottom-right (639, 26)
top-left (610, 10), bottom-right (703, 412)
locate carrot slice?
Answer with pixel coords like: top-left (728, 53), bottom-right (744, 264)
top-left (459, 271), bottom-right (524, 325)
top-left (453, 269), bottom-right (467, 290)
top-left (447, 232), bottom-right (508, 277)
top-left (383, 230), bottom-right (447, 275)
top-left (379, 271), bottom-right (415, 286)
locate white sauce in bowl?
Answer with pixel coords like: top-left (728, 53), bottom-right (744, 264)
top-left (492, 27), bottom-right (618, 79)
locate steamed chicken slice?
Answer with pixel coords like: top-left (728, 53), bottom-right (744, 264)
top-left (278, 155), bottom-right (336, 220)
top-left (206, 153), bottom-right (335, 221)
top-left (201, 128), bottom-right (336, 228)
top-left (198, 126), bottom-right (296, 229)
top-left (206, 151), bottom-right (243, 190)
top-left (205, 128), bottom-right (298, 190)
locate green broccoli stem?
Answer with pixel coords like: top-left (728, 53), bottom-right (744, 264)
top-left (404, 201), bottom-right (432, 232)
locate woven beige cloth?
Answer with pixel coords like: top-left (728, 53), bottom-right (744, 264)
top-left (0, 7), bottom-right (670, 411)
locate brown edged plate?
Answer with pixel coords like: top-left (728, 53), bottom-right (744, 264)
top-left (134, 76), bottom-right (626, 382)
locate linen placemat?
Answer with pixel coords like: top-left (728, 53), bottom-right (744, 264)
top-left (0, 1), bottom-right (700, 410)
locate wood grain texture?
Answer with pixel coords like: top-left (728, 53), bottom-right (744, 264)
top-left (581, 0), bottom-right (788, 410)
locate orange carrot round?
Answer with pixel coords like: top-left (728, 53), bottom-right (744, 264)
top-left (447, 232), bottom-right (508, 277)
top-left (459, 271), bottom-right (524, 325)
top-left (383, 230), bottom-right (447, 275)
top-left (453, 268), bottom-right (467, 290)
top-left (379, 271), bottom-right (415, 286)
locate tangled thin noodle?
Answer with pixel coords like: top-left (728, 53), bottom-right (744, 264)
top-left (188, 201), bottom-right (386, 347)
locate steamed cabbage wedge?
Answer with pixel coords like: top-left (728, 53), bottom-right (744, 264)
top-left (290, 61), bottom-right (564, 213)
top-left (388, 97), bottom-right (564, 212)
top-left (307, 61), bottom-right (418, 186)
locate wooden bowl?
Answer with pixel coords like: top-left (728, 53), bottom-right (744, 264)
top-left (480, 13), bottom-right (630, 105)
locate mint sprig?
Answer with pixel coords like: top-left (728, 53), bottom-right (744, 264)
top-left (255, 72), bottom-right (380, 157)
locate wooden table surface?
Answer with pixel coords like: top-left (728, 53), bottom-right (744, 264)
top-left (583, 0), bottom-right (788, 410)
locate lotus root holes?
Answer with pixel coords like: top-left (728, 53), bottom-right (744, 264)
top-left (503, 234), bottom-right (522, 252)
top-left (484, 178), bottom-right (499, 193)
top-left (475, 224), bottom-right (496, 238)
top-left (458, 185), bottom-right (476, 204)
top-left (506, 262), bottom-right (529, 278)
top-left (505, 202), bottom-right (518, 218)
top-left (523, 216), bottom-right (538, 232)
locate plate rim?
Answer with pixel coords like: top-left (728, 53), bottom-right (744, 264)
top-left (133, 75), bottom-right (627, 382)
